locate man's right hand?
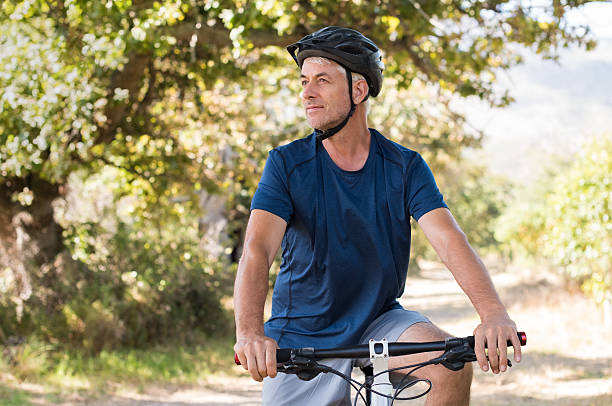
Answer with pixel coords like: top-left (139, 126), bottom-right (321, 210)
top-left (234, 334), bottom-right (279, 382)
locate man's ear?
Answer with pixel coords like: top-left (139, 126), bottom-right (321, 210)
top-left (352, 79), bottom-right (369, 104)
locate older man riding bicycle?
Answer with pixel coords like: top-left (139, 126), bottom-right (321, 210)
top-left (233, 26), bottom-right (522, 406)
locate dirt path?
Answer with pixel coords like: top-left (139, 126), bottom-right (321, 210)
top-left (18, 261), bottom-right (612, 405)
top-left (201, 260), bottom-right (612, 405)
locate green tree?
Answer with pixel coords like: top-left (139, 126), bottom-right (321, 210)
top-left (442, 163), bottom-right (512, 252)
top-left (407, 159), bottom-right (512, 270)
top-left (498, 133), bottom-right (611, 309)
top-left (543, 134), bottom-right (612, 306)
top-left (0, 0), bottom-right (598, 347)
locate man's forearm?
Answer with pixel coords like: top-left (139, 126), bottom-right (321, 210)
top-left (419, 208), bottom-right (520, 373)
top-left (440, 231), bottom-right (507, 320)
top-left (234, 246), bottom-right (272, 337)
top-left (233, 210), bottom-right (286, 381)
top-left (233, 247), bottom-right (281, 382)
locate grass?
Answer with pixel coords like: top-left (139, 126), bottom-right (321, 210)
top-left (0, 336), bottom-right (237, 405)
top-left (50, 337), bottom-right (235, 387)
top-left (0, 384), bottom-right (33, 406)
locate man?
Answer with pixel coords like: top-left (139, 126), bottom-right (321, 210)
top-left (234, 26), bottom-right (521, 405)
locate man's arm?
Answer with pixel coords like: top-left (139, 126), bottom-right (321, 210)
top-left (417, 207), bottom-right (522, 374)
top-left (234, 209), bottom-right (287, 382)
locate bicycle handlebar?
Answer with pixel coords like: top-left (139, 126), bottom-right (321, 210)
top-left (235, 331), bottom-right (526, 365)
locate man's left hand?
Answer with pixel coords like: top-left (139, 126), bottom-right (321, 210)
top-left (473, 314), bottom-right (522, 373)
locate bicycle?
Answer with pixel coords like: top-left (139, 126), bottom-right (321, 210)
top-left (235, 331), bottom-right (527, 405)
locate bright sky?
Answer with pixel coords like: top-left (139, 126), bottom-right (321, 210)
top-left (452, 2), bottom-right (612, 184)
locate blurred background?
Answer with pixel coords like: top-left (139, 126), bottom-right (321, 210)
top-left (0, 1), bottom-right (610, 405)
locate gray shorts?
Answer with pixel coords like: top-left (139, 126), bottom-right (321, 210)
top-left (262, 308), bottom-right (430, 406)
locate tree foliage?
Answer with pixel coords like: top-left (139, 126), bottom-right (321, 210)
top-left (543, 134), bottom-right (612, 304)
top-left (498, 133), bottom-right (612, 306)
top-left (0, 0), bottom-right (598, 348)
top-left (1, 0), bottom-right (597, 182)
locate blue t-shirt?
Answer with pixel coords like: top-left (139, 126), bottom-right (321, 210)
top-left (250, 129), bottom-right (447, 348)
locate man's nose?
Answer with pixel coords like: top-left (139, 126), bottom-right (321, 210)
top-left (301, 82), bottom-right (316, 100)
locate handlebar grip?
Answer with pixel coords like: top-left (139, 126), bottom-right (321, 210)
top-left (467, 331), bottom-right (527, 348)
top-left (234, 349), bottom-right (292, 365)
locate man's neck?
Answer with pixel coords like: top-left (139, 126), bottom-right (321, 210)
top-left (321, 115), bottom-right (371, 171)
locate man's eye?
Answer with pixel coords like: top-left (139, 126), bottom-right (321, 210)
top-left (301, 81), bottom-right (308, 87)
top-left (318, 78), bottom-right (327, 83)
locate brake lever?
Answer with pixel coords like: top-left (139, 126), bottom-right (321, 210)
top-left (278, 356), bottom-right (329, 381)
top-left (439, 343), bottom-right (477, 371)
top-left (439, 344), bottom-right (513, 371)
top-left (483, 356), bottom-right (513, 368)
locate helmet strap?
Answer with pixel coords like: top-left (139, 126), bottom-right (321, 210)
top-left (315, 69), bottom-right (356, 142)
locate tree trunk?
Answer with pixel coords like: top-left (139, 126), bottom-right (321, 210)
top-left (0, 176), bottom-right (66, 320)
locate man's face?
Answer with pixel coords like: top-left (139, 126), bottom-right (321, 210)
top-left (300, 58), bottom-right (351, 130)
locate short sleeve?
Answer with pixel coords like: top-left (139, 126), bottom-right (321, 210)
top-left (250, 149), bottom-right (293, 222)
top-left (406, 153), bottom-right (448, 221)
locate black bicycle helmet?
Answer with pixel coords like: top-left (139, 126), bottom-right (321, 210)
top-left (287, 26), bottom-right (384, 140)
top-left (287, 26), bottom-right (384, 98)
